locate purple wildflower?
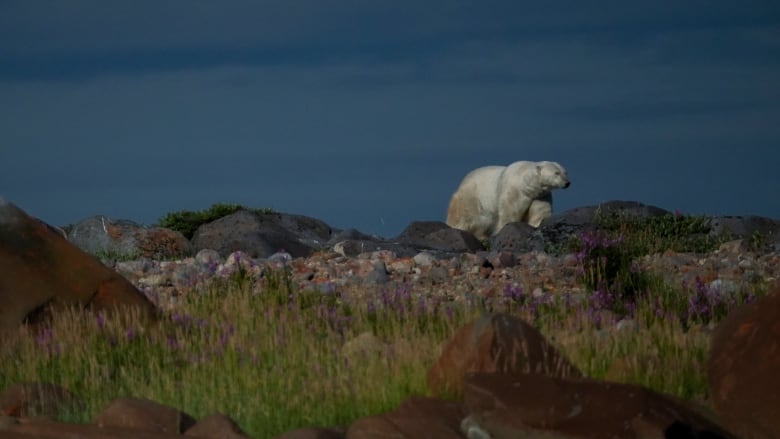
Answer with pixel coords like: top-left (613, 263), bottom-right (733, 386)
top-left (95, 312), bottom-right (106, 329)
top-left (35, 326), bottom-right (53, 348)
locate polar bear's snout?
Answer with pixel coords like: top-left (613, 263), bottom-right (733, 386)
top-left (564, 181), bottom-right (571, 188)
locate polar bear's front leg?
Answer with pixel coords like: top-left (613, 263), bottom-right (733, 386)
top-left (523, 192), bottom-right (553, 227)
top-left (524, 199), bottom-right (552, 227)
top-left (496, 187), bottom-right (534, 234)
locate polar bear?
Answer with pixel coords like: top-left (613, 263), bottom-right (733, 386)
top-left (446, 161), bottom-right (570, 239)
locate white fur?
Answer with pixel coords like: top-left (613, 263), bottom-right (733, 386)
top-left (446, 161), bottom-right (570, 239)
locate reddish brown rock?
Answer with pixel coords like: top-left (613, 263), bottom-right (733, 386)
top-left (0, 198), bottom-right (157, 330)
top-left (427, 313), bottom-right (582, 398)
top-left (185, 412), bottom-right (251, 438)
top-left (346, 397), bottom-right (466, 439)
top-left (0, 382), bottom-right (83, 418)
top-left (463, 372), bottom-right (736, 439)
top-left (93, 397), bottom-right (196, 434)
top-left (6, 421), bottom-right (186, 438)
top-left (135, 227), bottom-right (194, 260)
top-left (708, 286), bottom-right (780, 439)
top-left (275, 426), bottom-right (346, 439)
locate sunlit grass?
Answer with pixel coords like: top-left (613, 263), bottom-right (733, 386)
top-left (0, 213), bottom-right (769, 437)
top-left (1, 266), bottom-right (765, 437)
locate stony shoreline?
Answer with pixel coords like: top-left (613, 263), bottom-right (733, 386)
top-left (112, 241), bottom-right (780, 316)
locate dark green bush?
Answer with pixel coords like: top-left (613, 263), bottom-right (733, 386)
top-left (573, 212), bottom-right (731, 316)
top-left (593, 211), bottom-right (728, 255)
top-left (156, 203), bottom-right (274, 239)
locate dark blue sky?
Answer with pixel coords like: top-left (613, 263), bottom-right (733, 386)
top-left (1, 1), bottom-right (779, 237)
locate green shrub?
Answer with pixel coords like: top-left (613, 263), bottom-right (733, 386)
top-left (593, 211), bottom-right (728, 255)
top-left (572, 212), bottom-right (731, 316)
top-left (156, 203), bottom-right (275, 239)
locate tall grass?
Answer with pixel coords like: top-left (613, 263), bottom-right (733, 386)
top-left (0, 214), bottom-right (767, 437)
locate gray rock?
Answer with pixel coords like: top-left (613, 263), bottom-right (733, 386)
top-left (326, 228), bottom-right (377, 246)
top-left (195, 249), bottom-right (222, 268)
top-left (332, 239), bottom-right (418, 258)
top-left (413, 251), bottom-right (437, 267)
top-left (68, 216), bottom-right (142, 256)
top-left (489, 222), bottom-right (545, 253)
top-left (191, 210), bottom-right (315, 258)
top-left (395, 221), bottom-right (484, 253)
top-left (363, 261), bottom-right (389, 284)
top-left (710, 215), bottom-right (780, 252)
top-left (264, 212), bottom-right (334, 249)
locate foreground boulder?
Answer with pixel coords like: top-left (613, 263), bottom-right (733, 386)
top-left (708, 286), bottom-right (780, 439)
top-left (462, 372), bottom-right (736, 438)
top-left (346, 397), bottom-right (465, 438)
top-left (0, 382), bottom-right (83, 418)
top-left (186, 412), bottom-right (252, 438)
top-left (93, 397), bottom-right (196, 433)
top-left (1, 393), bottom-right (250, 439)
top-left (427, 313), bottom-right (582, 398)
top-left (0, 198), bottom-right (157, 330)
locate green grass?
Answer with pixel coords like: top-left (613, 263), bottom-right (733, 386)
top-left (0, 212), bottom-right (768, 437)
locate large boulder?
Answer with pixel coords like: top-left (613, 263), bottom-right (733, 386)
top-left (709, 216), bottom-right (780, 252)
top-left (488, 222), bottom-right (546, 253)
top-left (462, 372), bottom-right (736, 438)
top-left (68, 215), bottom-right (193, 260)
top-left (267, 212), bottom-right (335, 248)
top-left (427, 313), bottom-right (582, 398)
top-left (3, 421), bottom-right (187, 438)
top-left (346, 397), bottom-right (465, 439)
top-left (93, 397), bottom-right (196, 433)
top-left (191, 210), bottom-right (323, 258)
top-left (0, 382), bottom-right (83, 418)
top-left (184, 413), bottom-right (252, 438)
top-left (708, 286), bottom-right (780, 439)
top-left (0, 198), bottom-right (157, 330)
top-left (394, 221), bottom-right (483, 253)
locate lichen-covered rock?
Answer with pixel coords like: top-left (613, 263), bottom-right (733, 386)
top-left (68, 215), bottom-right (192, 260)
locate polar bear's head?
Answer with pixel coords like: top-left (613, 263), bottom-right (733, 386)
top-left (536, 161), bottom-right (570, 191)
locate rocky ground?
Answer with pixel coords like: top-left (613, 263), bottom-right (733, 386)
top-left (63, 199), bottom-right (780, 312)
top-left (110, 240), bottom-right (780, 317)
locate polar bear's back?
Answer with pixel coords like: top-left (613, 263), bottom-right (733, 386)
top-left (446, 165), bottom-right (506, 239)
top-left (456, 165), bottom-right (505, 201)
